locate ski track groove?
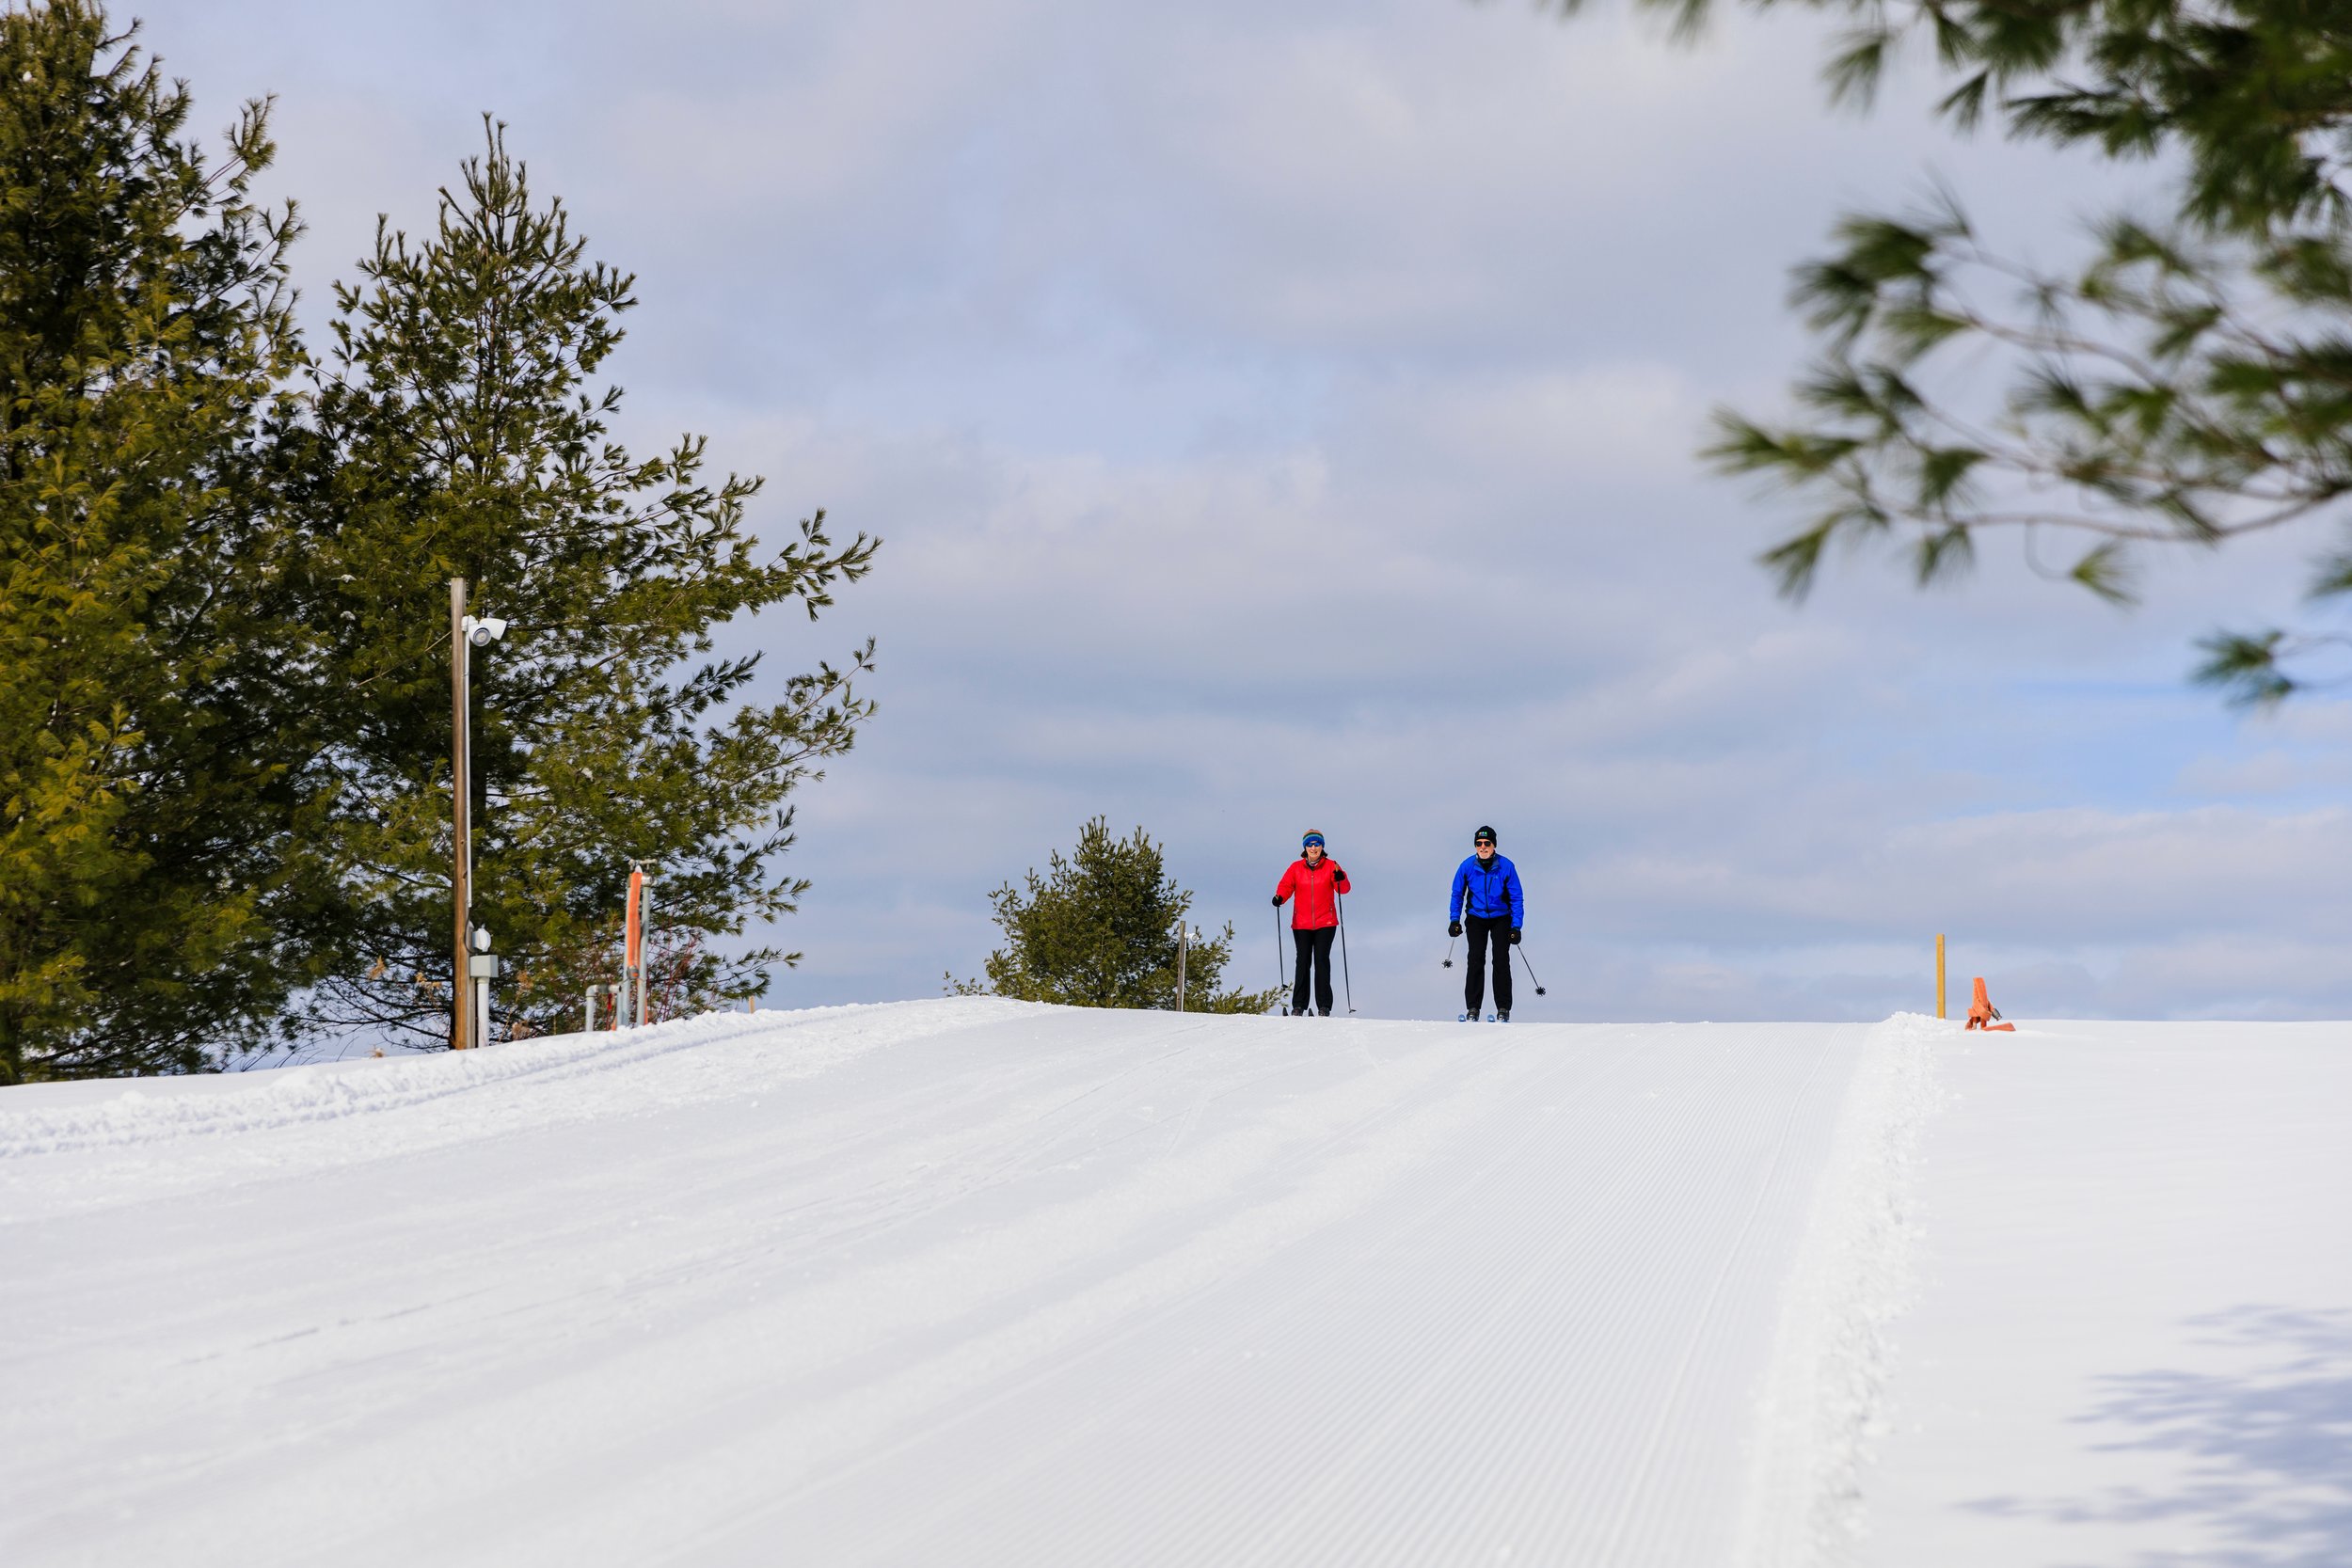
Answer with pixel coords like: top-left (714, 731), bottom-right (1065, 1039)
top-left (1237, 1034), bottom-right (1688, 1568)
top-left (1590, 1024), bottom-right (1852, 1564)
top-left (1378, 1026), bottom-right (1780, 1568)
top-left (1149, 1031), bottom-right (1648, 1568)
top-left (1053, 1039), bottom-right (1574, 1566)
top-left (641, 1030), bottom-right (1632, 1568)
top-left (976, 1038), bottom-right (1646, 1568)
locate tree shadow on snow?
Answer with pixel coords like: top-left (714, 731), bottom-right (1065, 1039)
top-left (1965, 1305), bottom-right (2352, 1567)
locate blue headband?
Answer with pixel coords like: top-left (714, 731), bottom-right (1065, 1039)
top-left (1302, 832), bottom-right (1325, 848)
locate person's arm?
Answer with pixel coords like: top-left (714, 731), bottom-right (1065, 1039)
top-left (1275, 863), bottom-right (1296, 904)
top-left (1508, 865), bottom-right (1525, 928)
top-left (1449, 863), bottom-right (1468, 924)
top-left (1333, 863), bottom-right (1351, 896)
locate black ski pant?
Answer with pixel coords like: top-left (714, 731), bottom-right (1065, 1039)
top-left (1292, 925), bottom-right (1337, 1015)
top-left (1465, 914), bottom-right (1515, 1016)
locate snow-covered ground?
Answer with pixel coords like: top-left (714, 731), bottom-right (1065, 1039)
top-left (1861, 1021), bottom-right (2352, 1567)
top-left (1, 1002), bottom-right (2344, 1566)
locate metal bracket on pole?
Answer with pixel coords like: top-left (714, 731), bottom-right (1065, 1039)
top-left (468, 932), bottom-right (499, 1046)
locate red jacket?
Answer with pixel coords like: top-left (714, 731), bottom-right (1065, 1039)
top-left (1275, 856), bottom-right (1351, 929)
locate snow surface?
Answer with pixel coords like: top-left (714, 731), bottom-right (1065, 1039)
top-left (1858, 1020), bottom-right (2352, 1568)
top-left (2, 1002), bottom-right (2342, 1566)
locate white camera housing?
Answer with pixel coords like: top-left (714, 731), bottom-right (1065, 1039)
top-left (464, 615), bottom-right (509, 647)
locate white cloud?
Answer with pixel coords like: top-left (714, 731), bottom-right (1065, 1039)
top-left (1350, 362), bottom-right (1707, 485)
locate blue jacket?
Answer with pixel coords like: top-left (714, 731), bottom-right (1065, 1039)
top-left (1451, 854), bottom-right (1524, 927)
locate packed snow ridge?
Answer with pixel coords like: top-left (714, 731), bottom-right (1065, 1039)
top-left (5, 1002), bottom-right (2347, 1567)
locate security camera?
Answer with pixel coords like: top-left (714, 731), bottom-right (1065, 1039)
top-left (464, 615), bottom-right (508, 647)
top-left (472, 927), bottom-right (493, 953)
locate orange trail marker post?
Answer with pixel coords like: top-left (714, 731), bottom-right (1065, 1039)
top-left (620, 868), bottom-right (646, 1029)
top-left (1935, 933), bottom-right (1947, 1020)
top-left (1965, 975), bottom-right (2016, 1032)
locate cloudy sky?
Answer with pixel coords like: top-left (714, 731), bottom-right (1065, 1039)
top-left (144, 0), bottom-right (2350, 1022)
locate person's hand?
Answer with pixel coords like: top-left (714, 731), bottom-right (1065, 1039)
top-left (1448, 920), bottom-right (1462, 938)
top-left (1509, 928), bottom-right (1522, 945)
top-left (1271, 895), bottom-right (1284, 907)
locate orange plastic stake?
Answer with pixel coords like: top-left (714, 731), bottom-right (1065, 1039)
top-left (1964, 975), bottom-right (2016, 1032)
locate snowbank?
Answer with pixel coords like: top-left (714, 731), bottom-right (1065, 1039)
top-left (1736, 1012), bottom-right (1946, 1567)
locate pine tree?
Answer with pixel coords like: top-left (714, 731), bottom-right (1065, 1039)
top-left (953, 817), bottom-right (1281, 1013)
top-left (0, 2), bottom-right (323, 1081)
top-left (297, 121), bottom-right (877, 1046)
top-left (1539, 0), bottom-right (2352, 700)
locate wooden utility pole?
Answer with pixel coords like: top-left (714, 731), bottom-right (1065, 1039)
top-left (1174, 920), bottom-right (1188, 1013)
top-left (451, 578), bottom-right (471, 1051)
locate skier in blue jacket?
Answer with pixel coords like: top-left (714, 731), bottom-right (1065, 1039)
top-left (1448, 825), bottom-right (1523, 1021)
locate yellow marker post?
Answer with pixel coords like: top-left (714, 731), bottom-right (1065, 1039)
top-left (1935, 933), bottom-right (1947, 1020)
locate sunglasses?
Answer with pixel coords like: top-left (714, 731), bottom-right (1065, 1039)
top-left (1474, 838), bottom-right (1495, 847)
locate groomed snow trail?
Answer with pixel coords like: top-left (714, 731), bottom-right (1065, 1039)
top-left (2, 1003), bottom-right (1904, 1567)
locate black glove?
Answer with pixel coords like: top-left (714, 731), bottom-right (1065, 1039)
top-left (1509, 928), bottom-right (1522, 945)
top-left (1448, 920), bottom-right (1462, 938)
top-left (1271, 895), bottom-right (1283, 907)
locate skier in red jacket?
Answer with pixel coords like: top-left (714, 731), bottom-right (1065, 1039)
top-left (1273, 831), bottom-right (1351, 1016)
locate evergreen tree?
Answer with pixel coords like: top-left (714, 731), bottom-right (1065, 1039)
top-left (0, 3), bottom-right (323, 1081)
top-left (299, 121), bottom-right (877, 1046)
top-left (953, 817), bottom-right (1281, 1013)
top-left (1539, 0), bottom-right (2352, 701)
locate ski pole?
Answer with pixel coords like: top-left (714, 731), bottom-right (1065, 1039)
top-left (1335, 891), bottom-right (1355, 1014)
top-left (1274, 902), bottom-right (1289, 1014)
top-left (1441, 937), bottom-right (1455, 970)
top-left (1515, 943), bottom-right (1549, 997)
